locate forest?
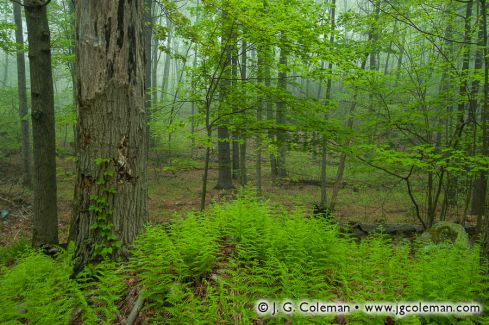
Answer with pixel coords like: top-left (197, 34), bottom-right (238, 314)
top-left (0, 0), bottom-right (489, 323)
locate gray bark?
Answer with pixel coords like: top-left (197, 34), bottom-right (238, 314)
top-left (71, 0), bottom-right (148, 269)
top-left (14, 2), bottom-right (32, 188)
top-left (24, 0), bottom-right (58, 247)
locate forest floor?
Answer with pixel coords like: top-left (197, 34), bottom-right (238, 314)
top-left (0, 151), bottom-right (460, 247)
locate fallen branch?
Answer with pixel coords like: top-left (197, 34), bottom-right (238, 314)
top-left (0, 196), bottom-right (14, 205)
top-left (124, 290), bottom-right (145, 325)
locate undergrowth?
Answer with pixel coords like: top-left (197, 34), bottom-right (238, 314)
top-left (0, 191), bottom-right (488, 324)
top-left (0, 244), bottom-right (123, 324)
top-left (128, 191), bottom-right (489, 324)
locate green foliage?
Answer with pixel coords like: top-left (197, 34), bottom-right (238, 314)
top-left (0, 196), bottom-right (487, 323)
top-left (89, 158), bottom-right (120, 262)
top-left (0, 244), bottom-right (123, 324)
top-left (128, 192), bottom-right (489, 323)
top-left (0, 239), bottom-right (30, 270)
top-left (0, 87), bottom-right (21, 158)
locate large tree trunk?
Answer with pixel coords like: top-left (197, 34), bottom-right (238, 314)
top-left (14, 2), bottom-right (32, 188)
top-left (71, 0), bottom-right (148, 270)
top-left (24, 0), bottom-right (58, 247)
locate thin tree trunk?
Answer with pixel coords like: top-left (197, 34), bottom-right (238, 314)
top-left (383, 21), bottom-right (398, 75)
top-left (479, 0), bottom-right (489, 259)
top-left (320, 0), bottom-right (336, 208)
top-left (201, 126), bottom-right (212, 210)
top-left (160, 17), bottom-right (172, 103)
top-left (2, 53), bottom-right (8, 86)
top-left (151, 2), bottom-right (158, 105)
top-left (470, 0), bottom-right (486, 216)
top-left (14, 2), bottom-right (32, 188)
top-left (215, 8), bottom-right (233, 190)
top-left (231, 37), bottom-right (239, 180)
top-left (144, 0), bottom-right (153, 149)
top-left (239, 40), bottom-right (247, 185)
top-left (330, 58), bottom-right (368, 210)
top-left (24, 0), bottom-right (58, 247)
top-left (265, 51), bottom-right (277, 177)
top-left (276, 43), bottom-right (287, 177)
top-left (256, 47), bottom-right (265, 194)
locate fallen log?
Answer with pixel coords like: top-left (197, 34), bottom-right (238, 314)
top-left (337, 222), bottom-right (478, 238)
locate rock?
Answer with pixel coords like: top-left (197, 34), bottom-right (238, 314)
top-left (1, 209), bottom-right (10, 220)
top-left (419, 221), bottom-right (469, 248)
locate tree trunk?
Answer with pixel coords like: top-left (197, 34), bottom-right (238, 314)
top-left (14, 2), bottom-right (32, 188)
top-left (276, 44), bottom-right (287, 177)
top-left (256, 47), bottom-right (265, 194)
top-left (265, 52), bottom-right (277, 177)
top-left (201, 127), bottom-right (212, 210)
top-left (144, 0), bottom-right (153, 148)
top-left (151, 2), bottom-right (158, 106)
top-left (71, 0), bottom-right (148, 269)
top-left (479, 0), bottom-right (489, 260)
top-left (231, 38), bottom-right (239, 180)
top-left (24, 0), bottom-right (58, 247)
top-left (2, 53), bottom-right (8, 86)
top-left (470, 0), bottom-right (486, 216)
top-left (216, 125), bottom-right (233, 189)
top-left (239, 41), bottom-right (248, 185)
top-left (320, 0), bottom-right (336, 208)
top-left (330, 58), bottom-right (368, 210)
top-left (160, 17), bottom-right (172, 103)
top-left (215, 8), bottom-right (233, 190)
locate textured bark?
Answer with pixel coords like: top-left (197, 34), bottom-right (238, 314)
top-left (24, 0), bottom-right (58, 247)
top-left (14, 2), bottom-right (32, 188)
top-left (71, 0), bottom-right (148, 269)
